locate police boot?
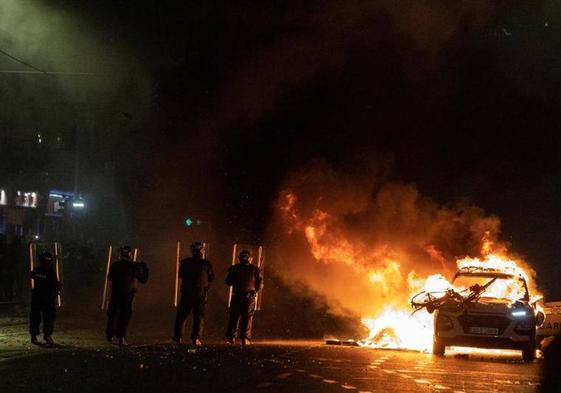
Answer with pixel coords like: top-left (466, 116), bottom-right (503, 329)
top-left (241, 338), bottom-right (251, 346)
top-left (44, 335), bottom-right (54, 346)
top-left (192, 339), bottom-right (202, 347)
top-left (172, 336), bottom-right (182, 344)
top-left (226, 338), bottom-right (235, 345)
top-left (118, 337), bottom-right (129, 347)
top-left (31, 335), bottom-right (39, 345)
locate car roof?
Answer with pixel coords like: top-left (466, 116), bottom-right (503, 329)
top-left (453, 270), bottom-right (519, 280)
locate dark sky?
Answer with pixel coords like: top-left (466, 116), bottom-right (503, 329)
top-left (89, 1), bottom-right (561, 292)
top-left (3, 1), bottom-right (560, 296)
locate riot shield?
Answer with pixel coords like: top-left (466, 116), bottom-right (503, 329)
top-left (29, 241), bottom-right (63, 307)
top-left (227, 243), bottom-right (265, 311)
top-left (174, 241), bottom-right (180, 307)
top-left (101, 245), bottom-right (113, 310)
top-left (173, 241), bottom-right (209, 307)
top-left (131, 248), bottom-right (139, 291)
top-left (101, 246), bottom-right (140, 310)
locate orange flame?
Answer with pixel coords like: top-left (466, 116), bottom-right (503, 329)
top-left (278, 189), bottom-right (542, 352)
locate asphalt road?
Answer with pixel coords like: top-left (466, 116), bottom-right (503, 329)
top-left (0, 320), bottom-right (544, 393)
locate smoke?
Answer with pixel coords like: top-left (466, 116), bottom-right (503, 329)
top-left (0, 0), bottom-right (153, 244)
top-left (197, 0), bottom-right (502, 136)
top-left (0, 0), bottom-right (144, 91)
top-left (267, 158), bottom-right (509, 318)
top-left (0, 0), bottom-right (151, 143)
top-left (138, 0), bottom-right (509, 248)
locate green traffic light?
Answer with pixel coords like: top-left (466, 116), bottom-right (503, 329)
top-left (185, 217), bottom-right (193, 227)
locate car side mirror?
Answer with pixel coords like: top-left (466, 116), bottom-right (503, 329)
top-left (536, 311), bottom-right (545, 327)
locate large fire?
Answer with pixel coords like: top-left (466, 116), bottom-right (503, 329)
top-left (360, 251), bottom-right (540, 352)
top-left (278, 189), bottom-right (541, 352)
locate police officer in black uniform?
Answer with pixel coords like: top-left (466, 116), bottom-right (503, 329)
top-left (225, 250), bottom-right (263, 346)
top-left (30, 252), bottom-right (61, 346)
top-left (106, 246), bottom-right (149, 347)
top-left (0, 234), bottom-right (6, 300)
top-left (541, 337), bottom-right (561, 392)
top-left (173, 242), bottom-right (215, 346)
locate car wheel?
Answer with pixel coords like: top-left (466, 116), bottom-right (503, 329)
top-left (433, 337), bottom-right (445, 356)
top-left (522, 334), bottom-right (537, 362)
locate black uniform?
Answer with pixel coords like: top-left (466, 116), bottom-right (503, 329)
top-left (174, 257), bottom-right (215, 341)
top-left (106, 258), bottom-right (149, 339)
top-left (225, 262), bottom-right (263, 340)
top-left (30, 263), bottom-right (61, 337)
top-left (0, 235), bottom-right (6, 300)
top-left (541, 337), bottom-right (561, 392)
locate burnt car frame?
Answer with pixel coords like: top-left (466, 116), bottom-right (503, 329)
top-left (432, 269), bottom-right (543, 362)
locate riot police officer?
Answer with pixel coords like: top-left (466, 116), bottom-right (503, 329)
top-left (173, 242), bottom-right (215, 346)
top-left (106, 246), bottom-right (149, 347)
top-left (225, 250), bottom-right (263, 346)
top-left (30, 252), bottom-right (61, 346)
top-left (542, 337), bottom-right (561, 392)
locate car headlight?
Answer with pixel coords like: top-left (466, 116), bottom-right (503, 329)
top-left (511, 310), bottom-right (528, 318)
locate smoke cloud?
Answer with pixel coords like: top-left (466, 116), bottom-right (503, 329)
top-left (267, 158), bottom-right (516, 319)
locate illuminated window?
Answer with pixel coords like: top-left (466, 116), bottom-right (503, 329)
top-left (47, 190), bottom-right (73, 216)
top-left (0, 190), bottom-right (6, 205)
top-left (15, 191), bottom-right (38, 208)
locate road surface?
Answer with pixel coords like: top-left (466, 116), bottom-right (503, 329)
top-left (0, 317), bottom-right (543, 393)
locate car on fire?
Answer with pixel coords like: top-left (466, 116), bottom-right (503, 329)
top-left (421, 267), bottom-right (545, 362)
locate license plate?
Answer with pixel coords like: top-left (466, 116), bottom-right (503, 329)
top-left (469, 327), bottom-right (499, 335)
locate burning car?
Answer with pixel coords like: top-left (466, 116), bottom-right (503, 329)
top-left (415, 266), bottom-right (544, 362)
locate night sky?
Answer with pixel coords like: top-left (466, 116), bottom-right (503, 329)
top-left (2, 1), bottom-right (561, 300)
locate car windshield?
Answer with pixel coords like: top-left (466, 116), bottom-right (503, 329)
top-left (453, 273), bottom-right (529, 301)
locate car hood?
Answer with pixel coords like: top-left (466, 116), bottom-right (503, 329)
top-left (464, 297), bottom-right (518, 314)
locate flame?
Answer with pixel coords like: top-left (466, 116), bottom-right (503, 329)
top-left (278, 190), bottom-right (542, 353)
top-left (360, 251), bottom-right (541, 352)
top-left (360, 308), bottom-right (433, 351)
top-left (360, 272), bottom-right (453, 351)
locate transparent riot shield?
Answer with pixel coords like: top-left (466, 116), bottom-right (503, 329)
top-left (173, 241), bottom-right (209, 307)
top-left (29, 241), bottom-right (63, 307)
top-left (174, 241), bottom-right (180, 307)
top-left (101, 246), bottom-right (139, 310)
top-left (227, 243), bottom-right (265, 311)
top-left (100, 245), bottom-right (113, 310)
top-left (254, 246), bottom-right (265, 311)
top-left (131, 248), bottom-right (139, 291)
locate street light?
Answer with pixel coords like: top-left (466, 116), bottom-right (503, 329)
top-left (72, 197), bottom-right (86, 210)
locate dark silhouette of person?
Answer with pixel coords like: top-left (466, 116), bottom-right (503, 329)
top-left (173, 242), bottom-right (215, 346)
top-left (541, 337), bottom-right (561, 393)
top-left (225, 250), bottom-right (263, 346)
top-left (30, 252), bottom-right (61, 346)
top-left (0, 234), bottom-right (6, 300)
top-left (106, 246), bottom-right (149, 347)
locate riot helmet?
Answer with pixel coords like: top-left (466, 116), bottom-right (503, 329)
top-left (39, 251), bottom-right (54, 266)
top-left (238, 250), bottom-right (252, 263)
top-left (191, 242), bottom-right (205, 258)
top-left (120, 246), bottom-right (132, 260)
